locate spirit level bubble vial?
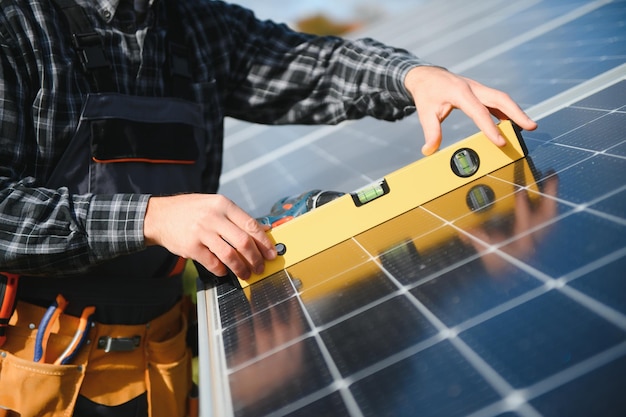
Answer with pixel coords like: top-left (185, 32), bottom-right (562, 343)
top-left (351, 180), bottom-right (390, 207)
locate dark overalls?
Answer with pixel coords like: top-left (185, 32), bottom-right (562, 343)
top-left (0, 1), bottom-right (208, 416)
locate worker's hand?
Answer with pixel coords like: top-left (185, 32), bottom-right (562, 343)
top-left (404, 66), bottom-right (538, 156)
top-left (143, 194), bottom-right (277, 279)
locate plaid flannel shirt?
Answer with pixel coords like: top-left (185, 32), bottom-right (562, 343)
top-left (0, 0), bottom-right (427, 275)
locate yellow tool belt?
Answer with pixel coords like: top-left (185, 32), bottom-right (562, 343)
top-left (0, 299), bottom-right (192, 417)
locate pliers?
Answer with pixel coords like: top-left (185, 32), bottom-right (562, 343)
top-left (33, 294), bottom-right (96, 365)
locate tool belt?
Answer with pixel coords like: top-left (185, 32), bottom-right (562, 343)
top-left (0, 299), bottom-right (192, 417)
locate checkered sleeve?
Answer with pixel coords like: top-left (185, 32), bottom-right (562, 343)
top-left (215, 3), bottom-right (432, 124)
top-left (0, 180), bottom-right (148, 274)
top-left (85, 194), bottom-right (149, 265)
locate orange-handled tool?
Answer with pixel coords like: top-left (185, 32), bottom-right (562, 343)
top-left (0, 273), bottom-right (19, 348)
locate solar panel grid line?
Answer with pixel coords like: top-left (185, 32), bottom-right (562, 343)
top-left (307, 141), bottom-right (381, 186)
top-left (360, 241), bottom-right (544, 416)
top-left (223, 124), bottom-right (272, 150)
top-left (467, 346), bottom-right (622, 417)
top-left (466, 341), bottom-right (626, 417)
top-left (220, 123), bottom-right (353, 184)
top-left (342, 331), bottom-right (447, 387)
top-left (449, 285), bottom-right (551, 336)
top-left (283, 271), bottom-right (366, 417)
top-left (223, 329), bottom-right (309, 375)
top-left (488, 243), bottom-right (626, 328)
top-left (419, 191), bottom-right (563, 256)
top-left (375, 237), bottom-right (485, 292)
top-left (519, 340), bottom-right (626, 408)
top-left (266, 386), bottom-right (349, 417)
top-left (308, 287), bottom-right (397, 331)
top-left (558, 281), bottom-right (626, 332)
top-left (587, 203), bottom-right (626, 226)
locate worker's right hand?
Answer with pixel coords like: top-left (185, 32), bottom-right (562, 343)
top-left (143, 194), bottom-right (277, 280)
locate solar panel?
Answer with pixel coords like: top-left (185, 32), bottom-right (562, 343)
top-left (197, 1), bottom-right (626, 415)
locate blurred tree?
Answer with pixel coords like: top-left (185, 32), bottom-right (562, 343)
top-left (296, 13), bottom-right (361, 36)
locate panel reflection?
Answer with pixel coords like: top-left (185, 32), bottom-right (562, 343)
top-left (219, 157), bottom-right (569, 415)
top-left (222, 278), bottom-right (330, 417)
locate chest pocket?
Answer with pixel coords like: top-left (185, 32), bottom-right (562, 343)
top-left (47, 93), bottom-right (207, 196)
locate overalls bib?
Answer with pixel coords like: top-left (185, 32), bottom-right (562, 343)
top-left (0, 1), bottom-right (208, 416)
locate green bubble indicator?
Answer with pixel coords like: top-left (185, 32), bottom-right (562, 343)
top-left (351, 179), bottom-right (390, 207)
top-left (451, 148), bottom-right (480, 178)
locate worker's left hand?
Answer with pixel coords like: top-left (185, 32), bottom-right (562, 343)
top-left (404, 66), bottom-right (538, 156)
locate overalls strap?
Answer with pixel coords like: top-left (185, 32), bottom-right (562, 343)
top-left (51, 0), bottom-right (116, 92)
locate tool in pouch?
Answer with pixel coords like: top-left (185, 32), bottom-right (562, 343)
top-left (33, 294), bottom-right (96, 365)
top-left (0, 273), bottom-right (19, 348)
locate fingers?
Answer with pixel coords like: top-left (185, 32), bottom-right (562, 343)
top-left (144, 194), bottom-right (277, 280)
top-left (418, 111), bottom-right (444, 156)
top-left (405, 66), bottom-right (537, 155)
top-left (203, 199), bottom-right (277, 279)
top-left (462, 76), bottom-right (537, 132)
top-left (226, 207), bottom-right (277, 261)
top-left (457, 88), bottom-right (508, 148)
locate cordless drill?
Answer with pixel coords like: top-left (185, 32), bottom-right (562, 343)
top-left (256, 189), bottom-right (345, 228)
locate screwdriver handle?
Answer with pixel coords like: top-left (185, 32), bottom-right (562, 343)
top-left (0, 273), bottom-right (19, 348)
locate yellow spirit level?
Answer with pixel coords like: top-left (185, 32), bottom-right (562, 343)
top-left (286, 157), bottom-right (540, 301)
top-left (237, 120), bottom-right (528, 288)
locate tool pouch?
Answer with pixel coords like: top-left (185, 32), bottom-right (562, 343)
top-left (146, 315), bottom-right (192, 417)
top-left (0, 323), bottom-right (87, 416)
top-left (0, 301), bottom-right (192, 417)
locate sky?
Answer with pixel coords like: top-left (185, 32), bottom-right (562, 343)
top-left (228, 0), bottom-right (418, 26)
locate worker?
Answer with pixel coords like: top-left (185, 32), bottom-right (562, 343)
top-left (0, 0), bottom-right (537, 416)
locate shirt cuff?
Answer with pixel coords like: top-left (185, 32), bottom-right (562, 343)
top-left (384, 56), bottom-right (438, 109)
top-left (86, 193), bottom-right (150, 262)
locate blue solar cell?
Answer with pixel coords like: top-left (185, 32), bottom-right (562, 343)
top-left (541, 155), bottom-right (626, 205)
top-left (229, 337), bottom-right (333, 417)
top-left (503, 211), bottom-right (626, 278)
top-left (286, 392), bottom-right (350, 417)
top-left (351, 340), bottom-right (500, 417)
top-left (589, 189), bottom-right (626, 219)
top-left (530, 353), bottom-right (626, 417)
top-left (568, 256), bottom-right (626, 315)
top-left (553, 112), bottom-right (626, 151)
top-left (410, 257), bottom-right (542, 327)
top-left (300, 267), bottom-right (398, 326)
top-left (459, 290), bottom-right (626, 388)
top-left (321, 295), bottom-right (439, 376)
